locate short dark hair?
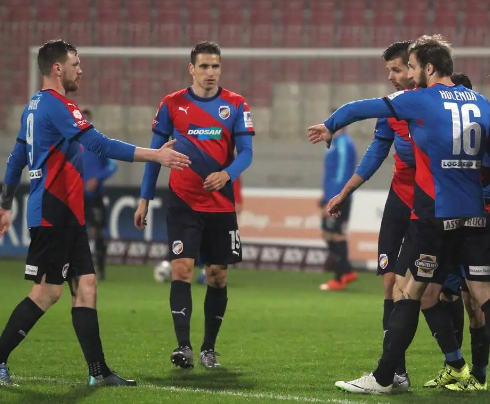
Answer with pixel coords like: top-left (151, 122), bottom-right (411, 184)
top-left (38, 39), bottom-right (77, 76)
top-left (408, 34), bottom-right (453, 77)
top-left (382, 40), bottom-right (413, 64)
top-left (190, 41), bottom-right (221, 65)
top-left (451, 72), bottom-right (473, 90)
top-left (82, 108), bottom-right (93, 120)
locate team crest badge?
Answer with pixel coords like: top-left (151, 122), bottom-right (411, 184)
top-left (172, 240), bottom-right (184, 255)
top-left (219, 106), bottom-right (230, 120)
top-left (62, 263), bottom-right (70, 279)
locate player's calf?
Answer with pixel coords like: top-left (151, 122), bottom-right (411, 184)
top-left (201, 266), bottom-right (228, 357)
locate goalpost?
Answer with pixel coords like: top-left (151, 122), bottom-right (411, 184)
top-left (27, 46), bottom-right (490, 98)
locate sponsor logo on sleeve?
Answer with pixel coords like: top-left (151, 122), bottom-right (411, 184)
top-left (243, 111), bottom-right (253, 128)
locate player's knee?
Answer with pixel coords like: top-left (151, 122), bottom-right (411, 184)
top-left (206, 265), bottom-right (227, 288)
top-left (323, 231), bottom-right (334, 241)
top-left (420, 286), bottom-right (440, 310)
top-left (29, 283), bottom-right (63, 311)
top-left (332, 233), bottom-right (347, 242)
top-left (73, 274), bottom-right (97, 307)
top-left (171, 259), bottom-right (194, 282)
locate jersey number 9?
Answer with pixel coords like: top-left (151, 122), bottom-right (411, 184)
top-left (26, 113), bottom-right (34, 166)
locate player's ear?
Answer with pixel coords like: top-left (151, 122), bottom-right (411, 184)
top-left (53, 63), bottom-right (62, 77)
top-left (426, 63), bottom-right (435, 76)
top-left (188, 63), bottom-right (195, 76)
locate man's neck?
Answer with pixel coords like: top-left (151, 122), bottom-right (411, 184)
top-left (428, 75), bottom-right (454, 88)
top-left (191, 85), bottom-right (218, 98)
top-left (41, 78), bottom-right (66, 96)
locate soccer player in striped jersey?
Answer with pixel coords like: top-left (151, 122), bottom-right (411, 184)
top-left (0, 39), bottom-right (190, 387)
top-left (309, 35), bottom-right (490, 395)
top-left (134, 41), bottom-right (254, 369)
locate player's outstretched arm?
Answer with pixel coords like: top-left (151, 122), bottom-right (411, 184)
top-left (77, 128), bottom-right (190, 168)
top-left (308, 98), bottom-right (395, 148)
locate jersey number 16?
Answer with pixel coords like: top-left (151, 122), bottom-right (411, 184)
top-left (444, 102), bottom-right (481, 156)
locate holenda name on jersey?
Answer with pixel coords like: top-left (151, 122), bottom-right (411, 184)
top-left (439, 90), bottom-right (477, 101)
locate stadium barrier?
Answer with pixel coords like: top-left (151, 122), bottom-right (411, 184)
top-left (0, 185), bottom-right (387, 271)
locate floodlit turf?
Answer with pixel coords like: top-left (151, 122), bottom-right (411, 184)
top-left (0, 260), bottom-right (489, 404)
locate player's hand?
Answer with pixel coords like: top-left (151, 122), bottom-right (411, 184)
top-left (156, 139), bottom-right (191, 170)
top-left (235, 203), bottom-right (243, 215)
top-left (325, 193), bottom-right (346, 218)
top-left (134, 199), bottom-right (149, 230)
top-left (86, 178), bottom-right (99, 192)
top-left (204, 171), bottom-right (230, 192)
top-left (0, 208), bottom-right (12, 238)
top-left (307, 124), bottom-right (334, 147)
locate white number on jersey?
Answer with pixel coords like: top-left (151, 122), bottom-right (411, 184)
top-left (229, 230), bottom-right (241, 251)
top-left (26, 113), bottom-right (34, 166)
top-left (444, 102), bottom-right (481, 156)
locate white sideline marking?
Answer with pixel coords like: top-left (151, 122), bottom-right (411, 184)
top-left (14, 376), bottom-right (382, 404)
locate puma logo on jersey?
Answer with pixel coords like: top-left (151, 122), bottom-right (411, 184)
top-left (179, 106), bottom-right (189, 114)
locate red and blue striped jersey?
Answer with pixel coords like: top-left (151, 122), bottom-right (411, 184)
top-left (384, 84), bottom-right (490, 219)
top-left (152, 86), bottom-right (255, 212)
top-left (388, 118), bottom-right (416, 209)
top-left (16, 90), bottom-right (92, 227)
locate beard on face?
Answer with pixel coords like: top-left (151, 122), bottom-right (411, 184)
top-left (416, 70), bottom-right (428, 88)
top-left (62, 73), bottom-right (79, 93)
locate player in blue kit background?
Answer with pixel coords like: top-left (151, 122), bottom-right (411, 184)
top-left (134, 41), bottom-right (254, 369)
top-left (0, 39), bottom-right (190, 387)
top-left (318, 121), bottom-right (357, 291)
top-left (308, 34), bottom-right (490, 394)
top-left (82, 108), bottom-right (118, 281)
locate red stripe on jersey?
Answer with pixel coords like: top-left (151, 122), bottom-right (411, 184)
top-left (45, 147), bottom-right (85, 225)
top-left (170, 168), bottom-right (235, 212)
top-left (48, 90), bottom-right (91, 131)
top-left (392, 154), bottom-right (415, 208)
top-left (41, 218), bottom-right (52, 226)
top-left (233, 177), bottom-right (243, 205)
top-left (413, 144), bottom-right (435, 200)
top-left (388, 118), bottom-right (410, 142)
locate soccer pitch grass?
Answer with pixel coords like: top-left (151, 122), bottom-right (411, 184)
top-left (0, 261), bottom-right (489, 404)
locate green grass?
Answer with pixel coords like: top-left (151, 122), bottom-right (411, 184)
top-left (0, 261), bottom-right (489, 404)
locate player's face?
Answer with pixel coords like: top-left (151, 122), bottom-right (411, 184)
top-left (385, 57), bottom-right (414, 90)
top-left (60, 51), bottom-right (82, 93)
top-left (189, 53), bottom-right (221, 92)
top-left (407, 52), bottom-right (428, 88)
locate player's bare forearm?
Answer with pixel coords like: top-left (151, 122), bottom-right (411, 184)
top-left (133, 147), bottom-right (158, 162)
top-left (339, 174), bottom-right (365, 199)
